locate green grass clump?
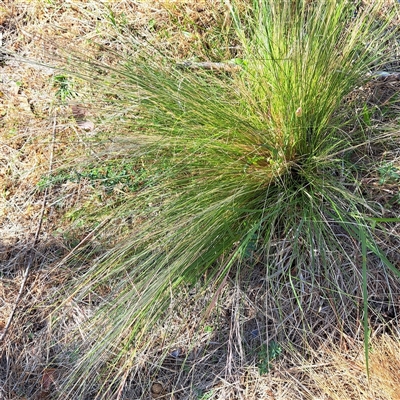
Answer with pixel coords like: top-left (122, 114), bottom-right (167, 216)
top-left (54, 1), bottom-right (400, 397)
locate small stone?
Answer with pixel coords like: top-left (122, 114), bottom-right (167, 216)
top-left (151, 382), bottom-right (164, 397)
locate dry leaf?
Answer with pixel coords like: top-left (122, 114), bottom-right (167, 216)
top-left (41, 368), bottom-right (57, 392)
top-left (77, 120), bottom-right (95, 131)
top-left (71, 104), bottom-right (94, 131)
top-left (71, 104), bottom-right (86, 120)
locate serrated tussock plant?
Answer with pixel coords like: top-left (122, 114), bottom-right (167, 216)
top-left (54, 1), bottom-right (400, 398)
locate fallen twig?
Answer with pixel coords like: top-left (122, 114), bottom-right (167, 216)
top-left (177, 61), bottom-right (400, 80)
top-left (372, 70), bottom-right (400, 80)
top-left (176, 60), bottom-right (241, 72)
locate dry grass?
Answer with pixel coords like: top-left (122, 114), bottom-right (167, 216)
top-left (303, 335), bottom-right (400, 400)
top-left (1, 0), bottom-right (400, 399)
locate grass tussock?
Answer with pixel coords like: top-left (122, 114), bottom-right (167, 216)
top-left (38, 0), bottom-right (400, 398)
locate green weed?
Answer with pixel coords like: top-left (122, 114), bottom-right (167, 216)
top-left (38, 160), bottom-right (148, 193)
top-left (196, 389), bottom-right (214, 400)
top-left (378, 162), bottom-right (400, 184)
top-left (257, 341), bottom-right (282, 375)
top-left (53, 74), bottom-right (76, 103)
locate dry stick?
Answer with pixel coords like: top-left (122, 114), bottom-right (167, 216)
top-left (178, 61), bottom-right (400, 80)
top-left (176, 60), bottom-right (241, 73)
top-left (0, 116), bottom-right (57, 345)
